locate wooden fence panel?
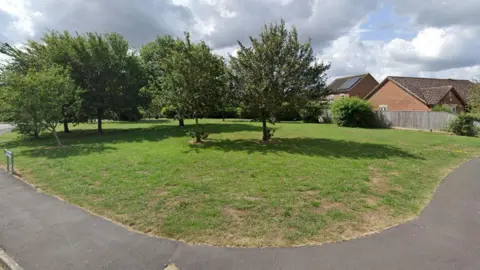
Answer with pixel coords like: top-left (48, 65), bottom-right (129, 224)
top-left (376, 111), bottom-right (457, 131)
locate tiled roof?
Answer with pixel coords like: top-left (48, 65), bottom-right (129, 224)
top-left (328, 74), bottom-right (368, 93)
top-left (420, 86), bottom-right (453, 105)
top-left (389, 76), bottom-right (473, 104)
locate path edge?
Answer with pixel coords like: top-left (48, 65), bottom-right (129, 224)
top-left (2, 157), bottom-right (478, 249)
top-left (0, 247), bottom-right (23, 270)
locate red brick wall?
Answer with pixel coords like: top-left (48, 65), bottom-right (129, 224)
top-left (350, 74), bottom-right (379, 99)
top-left (368, 81), bottom-right (430, 111)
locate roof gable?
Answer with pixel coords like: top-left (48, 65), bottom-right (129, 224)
top-left (365, 76), bottom-right (472, 106)
top-left (420, 86), bottom-right (453, 105)
top-left (389, 77), bottom-right (472, 103)
top-left (328, 74), bottom-right (369, 93)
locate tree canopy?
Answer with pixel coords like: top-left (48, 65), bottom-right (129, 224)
top-left (1, 65), bottom-right (78, 145)
top-left (229, 20), bottom-right (330, 141)
top-left (160, 33), bottom-right (226, 142)
top-left (70, 32), bottom-right (144, 133)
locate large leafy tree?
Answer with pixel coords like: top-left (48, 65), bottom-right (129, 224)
top-left (161, 33), bottom-right (226, 143)
top-left (1, 66), bottom-right (78, 145)
top-left (26, 31), bottom-right (79, 132)
top-left (2, 31), bottom-right (145, 133)
top-left (2, 36), bottom-right (80, 133)
top-left (229, 20), bottom-right (330, 141)
top-left (140, 35), bottom-right (187, 126)
top-left (71, 32), bottom-right (143, 134)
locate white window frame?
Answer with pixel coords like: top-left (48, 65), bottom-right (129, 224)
top-left (379, 105), bottom-right (388, 112)
top-left (451, 107), bottom-right (456, 113)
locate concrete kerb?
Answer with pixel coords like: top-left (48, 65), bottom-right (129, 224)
top-left (0, 248), bottom-right (23, 270)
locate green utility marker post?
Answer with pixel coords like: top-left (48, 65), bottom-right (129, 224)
top-left (4, 149), bottom-right (13, 174)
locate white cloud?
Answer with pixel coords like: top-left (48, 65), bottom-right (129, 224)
top-left (0, 0), bottom-right (38, 41)
top-left (321, 25), bottom-right (480, 82)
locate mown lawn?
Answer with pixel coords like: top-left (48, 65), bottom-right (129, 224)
top-left (1, 119), bottom-right (479, 247)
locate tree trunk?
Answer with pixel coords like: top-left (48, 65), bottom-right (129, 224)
top-left (33, 129), bottom-right (40, 139)
top-left (178, 118), bottom-right (184, 127)
top-left (33, 120), bottom-right (40, 139)
top-left (52, 127), bottom-right (62, 146)
top-left (261, 117), bottom-right (268, 141)
top-left (195, 116), bottom-right (201, 143)
top-left (63, 120), bottom-right (70, 133)
top-left (97, 108), bottom-right (103, 135)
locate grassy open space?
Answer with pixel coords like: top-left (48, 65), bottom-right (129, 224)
top-left (0, 119), bottom-right (479, 247)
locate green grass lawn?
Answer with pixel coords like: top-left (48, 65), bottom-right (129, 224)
top-left (1, 119), bottom-right (479, 247)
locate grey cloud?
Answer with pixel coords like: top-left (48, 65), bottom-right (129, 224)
top-left (198, 0), bottom-right (380, 50)
top-left (393, 0), bottom-right (480, 27)
top-left (4, 0), bottom-right (195, 47)
top-left (2, 0), bottom-right (480, 79)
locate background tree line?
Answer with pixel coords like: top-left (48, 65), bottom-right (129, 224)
top-left (0, 20), bottom-right (331, 144)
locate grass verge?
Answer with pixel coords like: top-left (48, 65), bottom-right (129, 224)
top-left (1, 119), bottom-right (479, 247)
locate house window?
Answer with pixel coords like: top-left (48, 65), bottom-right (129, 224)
top-left (379, 105), bottom-right (388, 111)
top-left (451, 107), bottom-right (456, 113)
top-left (340, 94), bottom-right (345, 99)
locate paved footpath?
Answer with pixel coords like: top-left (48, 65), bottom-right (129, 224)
top-left (1, 159), bottom-right (480, 270)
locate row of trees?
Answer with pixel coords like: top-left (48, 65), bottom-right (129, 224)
top-left (0, 20), bottom-right (331, 144)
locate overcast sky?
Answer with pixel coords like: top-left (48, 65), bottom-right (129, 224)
top-left (1, 0), bottom-right (479, 82)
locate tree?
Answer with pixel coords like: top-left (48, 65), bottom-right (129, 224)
top-left (468, 82), bottom-right (480, 114)
top-left (0, 42), bottom-right (37, 73)
top-left (229, 20), bottom-right (330, 141)
top-left (27, 31), bottom-right (79, 133)
top-left (160, 33), bottom-right (226, 143)
top-left (70, 32), bottom-right (143, 134)
top-left (140, 35), bottom-right (187, 126)
top-left (1, 66), bottom-right (78, 145)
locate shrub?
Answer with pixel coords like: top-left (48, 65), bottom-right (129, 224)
top-left (118, 107), bottom-right (143, 121)
top-left (331, 97), bottom-right (375, 128)
top-left (187, 126), bottom-right (209, 141)
top-left (300, 101), bottom-right (324, 123)
top-left (275, 102), bottom-right (300, 121)
top-left (236, 106), bottom-right (258, 120)
top-left (449, 114), bottom-right (479, 137)
top-left (161, 106), bottom-right (177, 119)
top-left (432, 104), bottom-right (453, 113)
top-left (223, 107), bottom-right (237, 119)
top-left (235, 107), bottom-right (243, 118)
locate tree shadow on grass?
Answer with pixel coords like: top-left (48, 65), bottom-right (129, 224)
top-left (188, 138), bottom-right (423, 160)
top-left (1, 123), bottom-right (263, 159)
top-left (107, 119), bottom-right (171, 124)
top-left (20, 144), bottom-right (118, 159)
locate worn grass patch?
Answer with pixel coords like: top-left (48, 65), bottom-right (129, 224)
top-left (0, 119), bottom-right (479, 247)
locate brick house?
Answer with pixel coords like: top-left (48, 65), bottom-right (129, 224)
top-left (365, 76), bottom-right (473, 113)
top-left (327, 73), bottom-right (379, 103)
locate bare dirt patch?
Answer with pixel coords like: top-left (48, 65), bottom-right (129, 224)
top-left (368, 166), bottom-right (390, 193)
top-left (222, 206), bottom-right (247, 223)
